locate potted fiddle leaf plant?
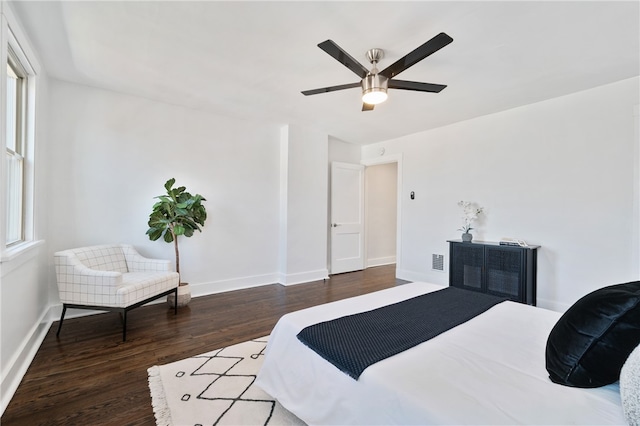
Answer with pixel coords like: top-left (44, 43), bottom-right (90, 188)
top-left (146, 178), bottom-right (207, 307)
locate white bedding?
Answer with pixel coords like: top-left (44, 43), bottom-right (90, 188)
top-left (255, 282), bottom-right (626, 425)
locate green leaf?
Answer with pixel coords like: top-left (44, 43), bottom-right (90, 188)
top-left (148, 179), bottom-right (207, 255)
top-left (146, 228), bottom-right (163, 241)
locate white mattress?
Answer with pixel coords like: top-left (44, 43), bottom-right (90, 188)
top-left (255, 282), bottom-right (626, 425)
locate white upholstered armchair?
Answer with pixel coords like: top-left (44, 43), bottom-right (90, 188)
top-left (54, 244), bottom-right (180, 341)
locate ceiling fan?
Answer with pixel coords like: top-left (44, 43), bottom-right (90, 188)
top-left (302, 32), bottom-right (453, 111)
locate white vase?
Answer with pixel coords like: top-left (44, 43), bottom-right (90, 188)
top-left (167, 283), bottom-right (191, 307)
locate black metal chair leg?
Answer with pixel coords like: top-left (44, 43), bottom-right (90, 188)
top-left (57, 287), bottom-right (176, 342)
top-left (174, 288), bottom-right (178, 314)
top-left (56, 304), bottom-right (68, 336)
top-left (122, 310), bottom-right (127, 342)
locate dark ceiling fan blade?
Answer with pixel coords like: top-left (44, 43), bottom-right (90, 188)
top-left (380, 32), bottom-right (453, 79)
top-left (388, 80), bottom-right (447, 93)
top-left (362, 103), bottom-right (375, 111)
top-left (302, 82), bottom-right (361, 96)
top-left (318, 40), bottom-right (370, 79)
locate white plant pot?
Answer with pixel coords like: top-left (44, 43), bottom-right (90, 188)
top-left (167, 283), bottom-right (191, 307)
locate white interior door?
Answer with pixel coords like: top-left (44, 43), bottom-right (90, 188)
top-left (330, 162), bottom-right (365, 274)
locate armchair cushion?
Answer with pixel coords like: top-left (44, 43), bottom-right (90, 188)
top-left (74, 245), bottom-right (129, 273)
top-left (118, 272), bottom-right (180, 307)
top-left (121, 244), bottom-right (173, 272)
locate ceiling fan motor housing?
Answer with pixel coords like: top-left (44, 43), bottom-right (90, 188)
top-left (362, 73), bottom-right (389, 102)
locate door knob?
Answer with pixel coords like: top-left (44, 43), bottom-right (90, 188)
top-left (332, 223), bottom-right (340, 227)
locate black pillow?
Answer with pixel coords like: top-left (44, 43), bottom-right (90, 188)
top-left (545, 281), bottom-right (640, 388)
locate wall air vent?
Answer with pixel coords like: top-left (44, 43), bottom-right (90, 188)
top-left (432, 254), bottom-right (444, 271)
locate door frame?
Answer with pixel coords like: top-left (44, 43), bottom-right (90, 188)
top-left (361, 153), bottom-right (403, 273)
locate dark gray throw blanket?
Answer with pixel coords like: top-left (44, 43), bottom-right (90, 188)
top-left (297, 287), bottom-right (506, 379)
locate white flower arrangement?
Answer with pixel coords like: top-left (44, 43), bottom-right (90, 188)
top-left (457, 200), bottom-right (483, 233)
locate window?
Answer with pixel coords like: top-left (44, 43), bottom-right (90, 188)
top-left (2, 18), bottom-right (38, 255)
top-left (5, 48), bottom-right (27, 246)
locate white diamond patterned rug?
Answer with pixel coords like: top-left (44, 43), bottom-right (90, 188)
top-left (147, 336), bottom-right (305, 426)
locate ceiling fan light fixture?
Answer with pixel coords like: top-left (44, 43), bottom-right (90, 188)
top-left (362, 88), bottom-right (388, 105)
top-left (362, 73), bottom-right (389, 105)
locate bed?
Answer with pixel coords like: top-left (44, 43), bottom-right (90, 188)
top-left (255, 282), bottom-right (629, 425)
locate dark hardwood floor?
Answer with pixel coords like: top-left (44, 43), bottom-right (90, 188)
top-left (2, 265), bottom-right (406, 425)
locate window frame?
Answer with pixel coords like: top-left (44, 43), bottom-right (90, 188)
top-left (6, 46), bottom-right (27, 246)
top-left (1, 7), bottom-right (41, 261)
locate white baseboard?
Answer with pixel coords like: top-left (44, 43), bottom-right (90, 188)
top-left (170, 268), bottom-right (330, 295)
top-left (366, 256), bottom-right (396, 268)
top-left (1, 308), bottom-right (52, 416)
top-left (190, 272), bottom-right (280, 297)
top-left (48, 304), bottom-right (109, 321)
top-left (278, 269), bottom-right (329, 286)
top-left (396, 268), bottom-right (448, 286)
top-left (396, 268), bottom-right (427, 283)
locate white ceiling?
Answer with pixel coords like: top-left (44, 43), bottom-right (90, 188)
top-left (10, 1), bottom-right (640, 145)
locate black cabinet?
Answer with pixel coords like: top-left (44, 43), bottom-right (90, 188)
top-left (448, 240), bottom-right (539, 305)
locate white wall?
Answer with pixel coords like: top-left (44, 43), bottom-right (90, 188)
top-left (363, 77), bottom-right (640, 311)
top-left (328, 136), bottom-right (361, 164)
top-left (47, 79), bottom-right (283, 295)
top-left (279, 125), bottom-right (329, 284)
top-left (365, 163), bottom-right (397, 267)
top-left (0, 245), bottom-right (49, 411)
